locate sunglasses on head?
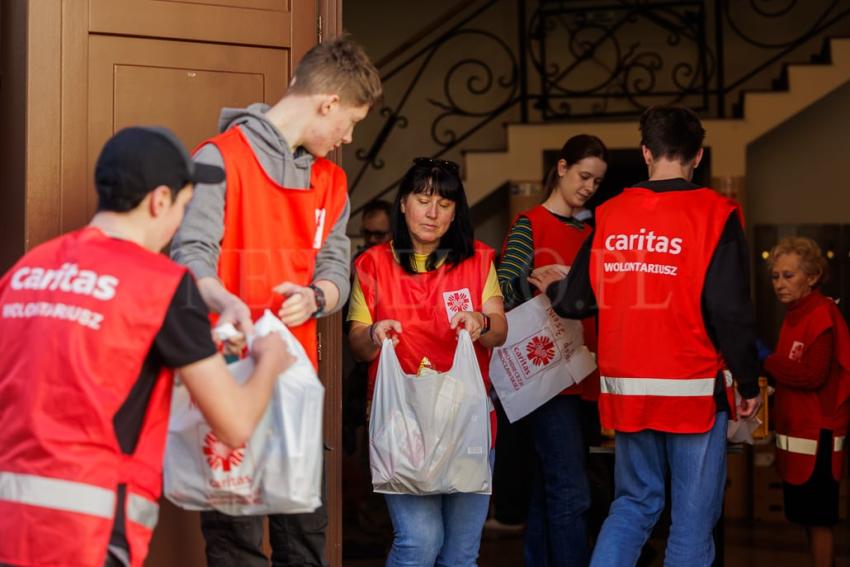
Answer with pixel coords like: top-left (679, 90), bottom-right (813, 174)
top-left (413, 157), bottom-right (460, 176)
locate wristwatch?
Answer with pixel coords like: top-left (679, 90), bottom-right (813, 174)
top-left (480, 313), bottom-right (491, 335)
top-left (308, 283), bottom-right (326, 318)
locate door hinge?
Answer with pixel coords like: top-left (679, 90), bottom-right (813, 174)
top-left (318, 14), bottom-right (323, 43)
top-left (317, 331), bottom-right (322, 361)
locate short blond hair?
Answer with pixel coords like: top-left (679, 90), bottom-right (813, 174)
top-left (289, 35), bottom-right (382, 107)
top-left (768, 236), bottom-right (829, 286)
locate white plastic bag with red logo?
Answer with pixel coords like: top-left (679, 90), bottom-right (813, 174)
top-left (489, 295), bottom-right (596, 423)
top-left (163, 310), bottom-right (324, 515)
top-left (370, 330), bottom-right (492, 495)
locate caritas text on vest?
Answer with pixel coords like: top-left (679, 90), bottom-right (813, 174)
top-left (605, 229), bottom-right (683, 255)
top-left (10, 263), bottom-right (118, 300)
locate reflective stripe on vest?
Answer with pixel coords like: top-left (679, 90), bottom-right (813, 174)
top-left (0, 471), bottom-right (159, 528)
top-left (0, 471), bottom-right (114, 518)
top-left (775, 434), bottom-right (847, 455)
top-left (128, 492), bottom-right (159, 529)
top-left (600, 376), bottom-right (715, 397)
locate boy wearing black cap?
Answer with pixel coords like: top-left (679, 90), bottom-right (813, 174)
top-left (0, 127), bottom-right (292, 567)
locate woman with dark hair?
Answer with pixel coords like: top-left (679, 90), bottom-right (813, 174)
top-left (762, 236), bottom-right (850, 567)
top-left (347, 157), bottom-right (507, 566)
top-left (497, 134), bottom-right (608, 566)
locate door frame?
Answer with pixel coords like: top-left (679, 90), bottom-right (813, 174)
top-left (317, 3), bottom-right (345, 565)
top-left (3, 1), bottom-right (347, 565)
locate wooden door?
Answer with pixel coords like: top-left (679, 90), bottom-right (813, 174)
top-left (1, 0), bottom-right (345, 565)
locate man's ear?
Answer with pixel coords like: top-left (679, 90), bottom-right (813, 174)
top-left (691, 147), bottom-right (704, 170)
top-left (148, 185), bottom-right (173, 217)
top-left (641, 144), bottom-right (653, 166)
top-left (318, 94), bottom-right (341, 116)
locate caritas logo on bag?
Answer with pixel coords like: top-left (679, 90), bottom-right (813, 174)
top-left (497, 328), bottom-right (563, 391)
top-left (203, 432), bottom-right (245, 472)
top-left (202, 432), bottom-right (253, 491)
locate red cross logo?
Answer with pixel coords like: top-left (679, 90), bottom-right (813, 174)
top-left (446, 291), bottom-right (471, 313)
top-left (203, 432), bottom-right (245, 472)
top-left (526, 335), bottom-right (556, 367)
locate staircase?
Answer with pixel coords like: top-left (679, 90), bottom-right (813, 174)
top-left (463, 37), bottom-right (850, 207)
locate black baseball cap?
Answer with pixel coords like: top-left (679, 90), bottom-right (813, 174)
top-left (94, 126), bottom-right (225, 212)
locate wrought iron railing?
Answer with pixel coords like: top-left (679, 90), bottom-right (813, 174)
top-left (347, 0), bottom-right (850, 211)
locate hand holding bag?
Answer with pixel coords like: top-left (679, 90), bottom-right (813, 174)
top-left (489, 295), bottom-right (596, 423)
top-left (369, 330), bottom-right (492, 495)
top-left (163, 310), bottom-right (324, 515)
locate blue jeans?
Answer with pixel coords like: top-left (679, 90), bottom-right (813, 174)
top-left (383, 453), bottom-right (493, 567)
top-left (590, 412), bottom-right (728, 567)
top-left (524, 395), bottom-right (591, 567)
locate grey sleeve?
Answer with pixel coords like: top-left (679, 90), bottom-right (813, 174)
top-left (313, 197), bottom-right (351, 314)
top-left (170, 144), bottom-right (226, 279)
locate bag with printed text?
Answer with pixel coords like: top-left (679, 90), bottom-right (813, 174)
top-left (163, 310), bottom-right (324, 515)
top-left (489, 294), bottom-right (596, 423)
top-left (370, 330), bottom-right (492, 495)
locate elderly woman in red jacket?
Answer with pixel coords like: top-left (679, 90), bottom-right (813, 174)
top-left (762, 236), bottom-right (850, 567)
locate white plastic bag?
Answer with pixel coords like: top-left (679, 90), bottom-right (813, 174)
top-left (370, 330), bottom-right (491, 495)
top-left (726, 372), bottom-right (762, 444)
top-left (163, 310), bottom-right (324, 515)
top-left (489, 295), bottom-right (596, 423)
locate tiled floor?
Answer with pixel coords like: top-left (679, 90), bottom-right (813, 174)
top-left (343, 518), bottom-right (850, 566)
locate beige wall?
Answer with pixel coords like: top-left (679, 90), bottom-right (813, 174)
top-left (343, 0), bottom-right (522, 225)
top-left (747, 79), bottom-right (850, 226)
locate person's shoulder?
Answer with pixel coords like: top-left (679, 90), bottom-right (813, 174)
top-left (354, 242), bottom-right (391, 269)
top-left (518, 204), bottom-right (544, 221)
top-left (472, 240), bottom-right (497, 266)
top-left (473, 240), bottom-right (495, 253)
top-left (138, 249), bottom-right (189, 282)
top-left (796, 291), bottom-right (838, 331)
top-left (810, 291), bottom-right (839, 315)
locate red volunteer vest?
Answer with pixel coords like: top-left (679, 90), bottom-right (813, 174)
top-left (774, 291), bottom-right (850, 484)
top-left (0, 227), bottom-right (185, 567)
top-left (355, 242), bottom-right (497, 439)
top-left (208, 127), bottom-right (348, 368)
top-left (510, 205), bottom-right (600, 400)
top-left (589, 188), bottom-right (737, 433)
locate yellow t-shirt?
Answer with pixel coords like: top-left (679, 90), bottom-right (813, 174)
top-left (347, 251), bottom-right (502, 325)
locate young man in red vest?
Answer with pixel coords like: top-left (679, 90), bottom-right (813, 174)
top-left (541, 106), bottom-right (762, 566)
top-left (170, 36), bottom-right (382, 566)
top-left (0, 127), bottom-right (292, 567)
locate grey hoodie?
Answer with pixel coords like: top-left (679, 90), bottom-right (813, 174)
top-left (170, 103), bottom-right (351, 312)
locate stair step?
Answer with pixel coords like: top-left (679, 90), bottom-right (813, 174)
top-left (461, 37), bottom-right (850, 206)
top-left (811, 37), bottom-right (832, 64)
top-left (826, 37), bottom-right (850, 66)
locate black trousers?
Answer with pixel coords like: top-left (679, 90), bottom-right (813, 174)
top-left (200, 473), bottom-right (329, 567)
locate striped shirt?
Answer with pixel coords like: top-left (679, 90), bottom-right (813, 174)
top-left (497, 211), bottom-right (585, 310)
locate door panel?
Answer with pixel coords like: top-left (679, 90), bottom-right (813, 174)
top-left (112, 66), bottom-right (265, 146)
top-left (89, 0), bottom-right (292, 47)
top-left (86, 34), bottom-right (287, 217)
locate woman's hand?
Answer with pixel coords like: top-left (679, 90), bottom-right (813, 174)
top-left (450, 311), bottom-right (487, 342)
top-left (527, 264), bottom-right (570, 293)
top-left (370, 319), bottom-right (403, 347)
